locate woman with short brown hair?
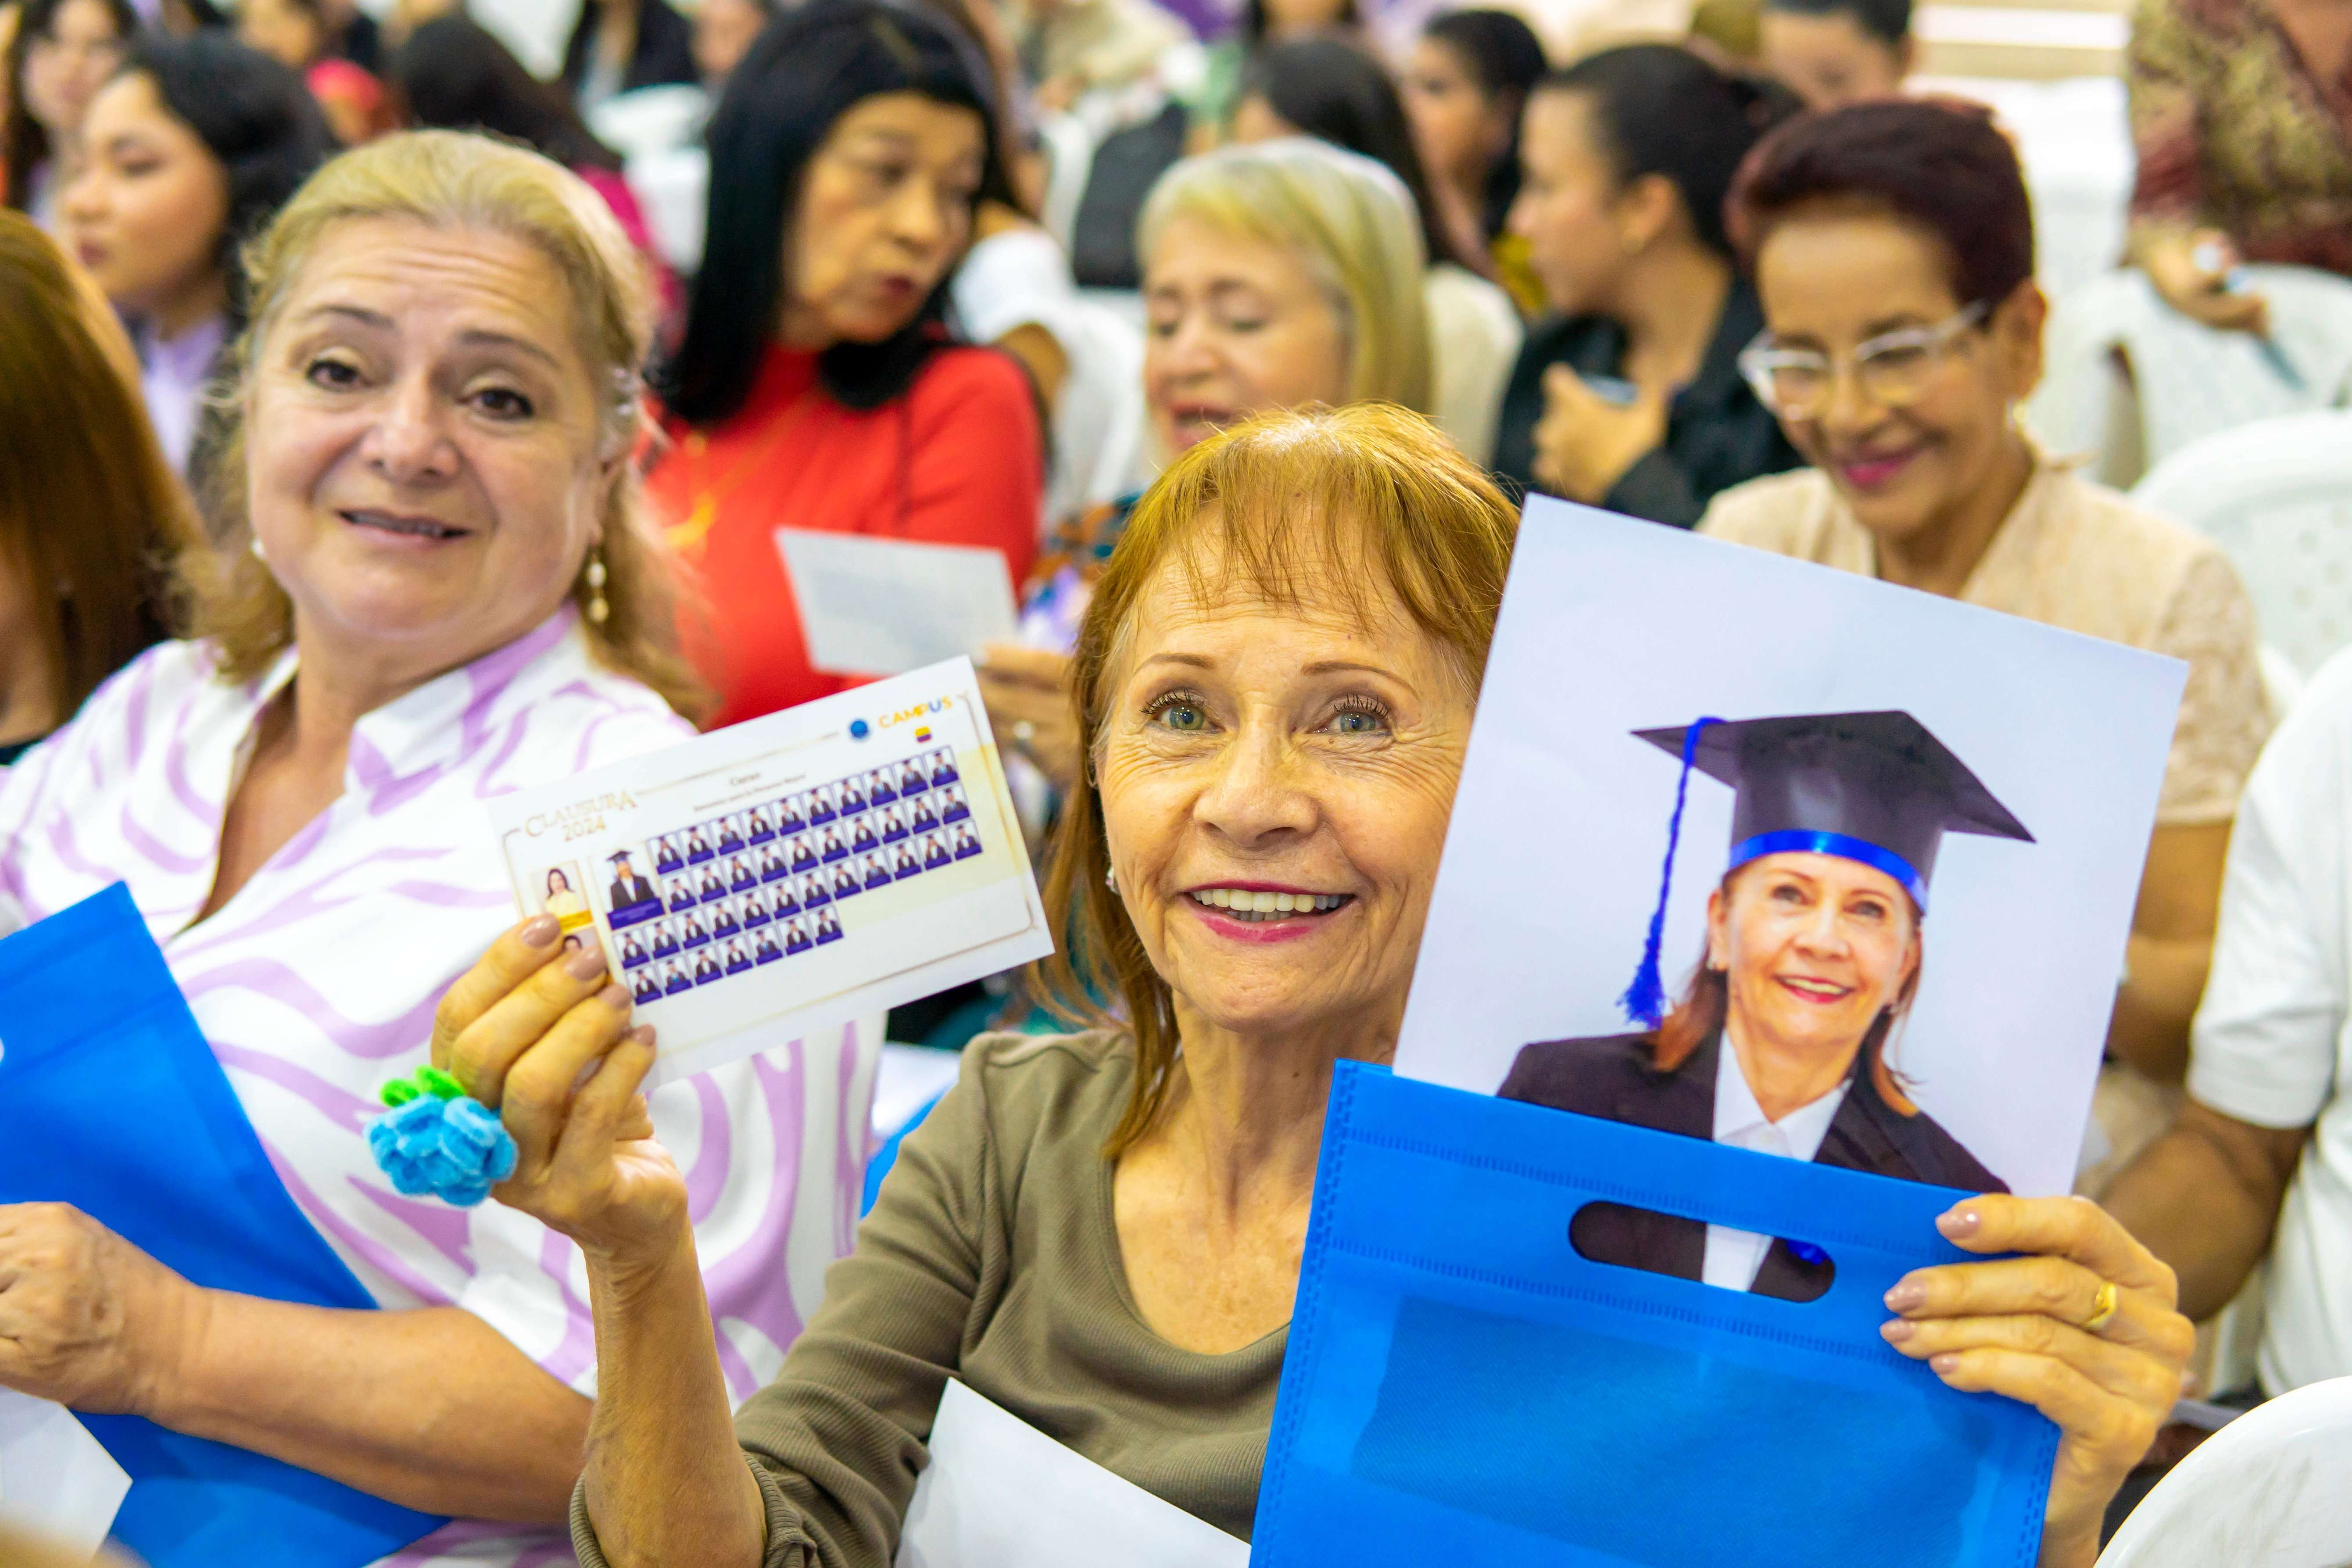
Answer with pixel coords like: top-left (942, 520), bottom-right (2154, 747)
top-left (0, 208), bottom-right (198, 763)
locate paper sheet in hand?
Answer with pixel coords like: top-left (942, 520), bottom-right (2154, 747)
top-left (0, 1388), bottom-right (131, 1562)
top-left (777, 530), bottom-right (1019, 677)
top-left (487, 659), bottom-right (1050, 1084)
top-left (897, 1382), bottom-right (1249, 1568)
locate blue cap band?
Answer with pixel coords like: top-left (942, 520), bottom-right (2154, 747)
top-left (1728, 830), bottom-right (1928, 913)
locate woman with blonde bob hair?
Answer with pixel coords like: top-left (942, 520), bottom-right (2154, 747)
top-left (444, 404), bottom-right (2185, 1568)
top-left (0, 131), bottom-right (850, 1566)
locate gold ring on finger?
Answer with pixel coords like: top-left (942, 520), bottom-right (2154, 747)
top-left (2082, 1279), bottom-right (2120, 1335)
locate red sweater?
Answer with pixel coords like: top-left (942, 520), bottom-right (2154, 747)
top-left (649, 343), bottom-right (1043, 729)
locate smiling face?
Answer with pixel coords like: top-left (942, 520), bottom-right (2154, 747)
top-left (1142, 215), bottom-right (1350, 455)
top-left (243, 216), bottom-right (618, 682)
top-left (1095, 527), bottom-right (1472, 1042)
top-left (777, 90), bottom-right (985, 350)
top-left (61, 71), bottom-right (229, 327)
top-left (1758, 9), bottom-right (1907, 111)
top-left (1706, 851), bottom-right (1919, 1067)
top-left (1753, 206), bottom-right (2042, 546)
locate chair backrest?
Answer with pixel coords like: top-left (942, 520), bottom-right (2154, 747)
top-left (2132, 410), bottom-right (2352, 677)
top-left (2097, 1377), bottom-right (2352, 1567)
top-left (2028, 266), bottom-right (2352, 483)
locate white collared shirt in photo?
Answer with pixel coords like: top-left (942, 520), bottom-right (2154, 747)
top-left (1703, 1029), bottom-right (1849, 1292)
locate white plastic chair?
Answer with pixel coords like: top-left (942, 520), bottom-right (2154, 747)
top-left (2027, 266), bottom-right (2352, 486)
top-left (2097, 1376), bottom-right (2352, 1567)
top-left (2132, 410), bottom-right (2352, 681)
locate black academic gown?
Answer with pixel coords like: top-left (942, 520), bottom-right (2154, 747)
top-left (609, 870), bottom-right (657, 909)
top-left (1499, 1029), bottom-right (2006, 1300)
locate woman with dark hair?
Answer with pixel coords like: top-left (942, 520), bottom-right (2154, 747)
top-left (1759, 0), bottom-right (1912, 109)
top-left (1493, 43), bottom-right (1801, 526)
top-left (1701, 97), bottom-right (2266, 1095)
top-left (1403, 7), bottom-right (1546, 312)
top-left (3, 0), bottom-right (133, 225)
top-left (391, 15), bottom-right (677, 314)
top-left (0, 210), bottom-right (200, 764)
top-left (1228, 36), bottom-right (1520, 462)
top-left (561, 0), bottom-right (695, 114)
top-left (646, 0), bottom-right (1041, 728)
top-left (1187, 0), bottom-right (1358, 138)
top-left (236, 0), bottom-right (394, 145)
top-left (60, 33), bottom-right (330, 478)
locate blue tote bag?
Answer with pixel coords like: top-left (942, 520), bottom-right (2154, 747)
top-left (1250, 1063), bottom-right (2059, 1567)
top-left (0, 884), bottom-right (445, 1565)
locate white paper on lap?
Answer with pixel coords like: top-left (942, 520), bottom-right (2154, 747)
top-left (776, 531), bottom-right (1020, 677)
top-left (898, 1382), bottom-right (1249, 1568)
top-left (0, 1387), bottom-right (131, 1562)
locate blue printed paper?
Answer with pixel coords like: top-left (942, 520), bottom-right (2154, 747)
top-left (0, 884), bottom-right (444, 1566)
top-left (1249, 1063), bottom-right (2058, 1566)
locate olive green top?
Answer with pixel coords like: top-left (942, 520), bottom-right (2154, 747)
top-left (570, 1030), bottom-right (1287, 1567)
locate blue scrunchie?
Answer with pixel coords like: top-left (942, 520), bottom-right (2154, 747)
top-left (366, 1077), bottom-right (517, 1208)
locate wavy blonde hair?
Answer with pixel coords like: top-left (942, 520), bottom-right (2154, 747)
top-left (1030, 404), bottom-right (1516, 1157)
top-left (1138, 136), bottom-right (1433, 415)
top-left (179, 129), bottom-right (709, 720)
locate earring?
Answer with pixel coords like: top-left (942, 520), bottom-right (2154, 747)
top-left (249, 533), bottom-right (266, 563)
top-left (1104, 864), bottom-right (1118, 894)
top-left (582, 546), bottom-right (609, 626)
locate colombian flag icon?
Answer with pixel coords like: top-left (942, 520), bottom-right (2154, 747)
top-left (914, 726), bottom-right (933, 743)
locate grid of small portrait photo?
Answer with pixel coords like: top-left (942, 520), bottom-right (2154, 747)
top-left (604, 748), bottom-right (980, 1003)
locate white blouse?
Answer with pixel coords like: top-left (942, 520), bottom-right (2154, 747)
top-left (0, 610), bottom-right (873, 1567)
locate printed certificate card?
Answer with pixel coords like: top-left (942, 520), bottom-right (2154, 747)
top-left (488, 659), bottom-right (1051, 1083)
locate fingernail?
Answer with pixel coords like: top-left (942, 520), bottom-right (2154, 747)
top-left (1884, 1280), bottom-right (1926, 1311)
top-left (1931, 1353), bottom-right (1960, 1375)
top-left (566, 945), bottom-right (608, 980)
top-left (521, 914), bottom-right (560, 946)
top-left (630, 1024), bottom-right (658, 1049)
top-left (597, 982), bottom-right (630, 1010)
top-left (1880, 1319), bottom-right (1915, 1344)
top-left (1937, 1207), bottom-right (1982, 1239)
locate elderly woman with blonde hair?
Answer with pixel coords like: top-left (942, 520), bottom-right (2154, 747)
top-left (978, 134), bottom-right (1433, 796)
top-left (0, 130), bottom-right (863, 1566)
top-left (447, 402), bottom-right (2191, 1568)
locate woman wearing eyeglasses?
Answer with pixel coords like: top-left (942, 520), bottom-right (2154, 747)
top-left (1701, 98), bottom-right (2269, 1121)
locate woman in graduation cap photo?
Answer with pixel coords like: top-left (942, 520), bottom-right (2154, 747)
top-left (1503, 710), bottom-right (2027, 1299)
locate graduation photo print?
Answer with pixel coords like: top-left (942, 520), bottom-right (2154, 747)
top-left (1393, 497), bottom-right (2190, 1223)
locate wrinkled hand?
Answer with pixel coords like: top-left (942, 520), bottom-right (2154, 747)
top-left (1530, 365), bottom-right (1668, 505)
top-left (1881, 1195), bottom-right (2192, 1568)
top-left (433, 918), bottom-right (684, 1268)
top-left (2142, 229), bottom-right (2268, 334)
top-left (0, 1203), bottom-right (200, 1416)
top-left (977, 642), bottom-right (1082, 792)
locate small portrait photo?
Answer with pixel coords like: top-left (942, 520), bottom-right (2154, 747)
top-left (777, 793), bottom-right (808, 833)
top-left (755, 927), bottom-right (783, 963)
top-left (745, 803), bottom-right (778, 844)
top-left (928, 747), bottom-right (959, 786)
top-left (909, 793), bottom-right (940, 832)
top-left (760, 845), bottom-right (791, 883)
top-left (1393, 499), bottom-right (2187, 1253)
top-left (815, 905), bottom-right (842, 944)
top-left (831, 864), bottom-right (862, 901)
top-left (618, 931), bottom-right (651, 969)
top-left (780, 874), bottom-right (813, 913)
top-left (603, 847), bottom-right (664, 929)
top-left (849, 814), bottom-right (880, 854)
top-left (729, 854), bottom-right (757, 891)
top-left (921, 831), bottom-right (951, 869)
top-left (818, 825), bottom-right (848, 863)
top-left (684, 827), bottom-right (715, 864)
top-left (665, 874), bottom-right (700, 915)
top-left (880, 804), bottom-right (910, 843)
top-left (631, 968), bottom-right (663, 1004)
top-left (895, 758), bottom-right (927, 797)
top-left (724, 938), bottom-right (753, 975)
top-left (862, 852), bottom-right (894, 891)
top-left (653, 834), bottom-right (687, 875)
top-left (715, 814), bottom-right (746, 854)
top-left (662, 959), bottom-right (693, 996)
top-left (710, 900), bottom-right (740, 938)
top-left (693, 949), bottom-right (723, 985)
top-left (806, 785), bottom-right (838, 826)
top-left (680, 913), bottom-right (711, 949)
top-left (739, 889), bottom-right (773, 929)
top-left (950, 822), bottom-right (981, 859)
top-left (789, 834), bottom-right (819, 872)
top-left (650, 917), bottom-right (681, 958)
top-left (891, 843), bottom-right (921, 880)
top-left (838, 773), bottom-right (869, 814)
top-left (697, 867), bottom-right (730, 905)
top-left (866, 765), bottom-right (898, 805)
top-left (530, 861), bottom-right (595, 938)
top-left (784, 915), bottom-right (814, 954)
top-left (938, 784), bottom-right (970, 822)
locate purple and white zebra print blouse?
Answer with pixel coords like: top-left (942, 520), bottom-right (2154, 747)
top-left (0, 608), bottom-right (875, 1568)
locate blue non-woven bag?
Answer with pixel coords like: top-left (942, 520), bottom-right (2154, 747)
top-left (0, 884), bottom-right (446, 1565)
top-left (1250, 1063), bottom-right (2059, 1567)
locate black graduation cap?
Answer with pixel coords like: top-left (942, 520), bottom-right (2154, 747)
top-left (607, 849), bottom-right (640, 864)
top-left (1618, 709), bottom-right (2033, 1027)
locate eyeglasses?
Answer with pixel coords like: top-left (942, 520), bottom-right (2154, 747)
top-left (1737, 302), bottom-right (1990, 421)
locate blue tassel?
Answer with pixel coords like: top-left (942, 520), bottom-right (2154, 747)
top-left (366, 1092), bottom-right (518, 1209)
top-left (1618, 716), bottom-right (1723, 1028)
